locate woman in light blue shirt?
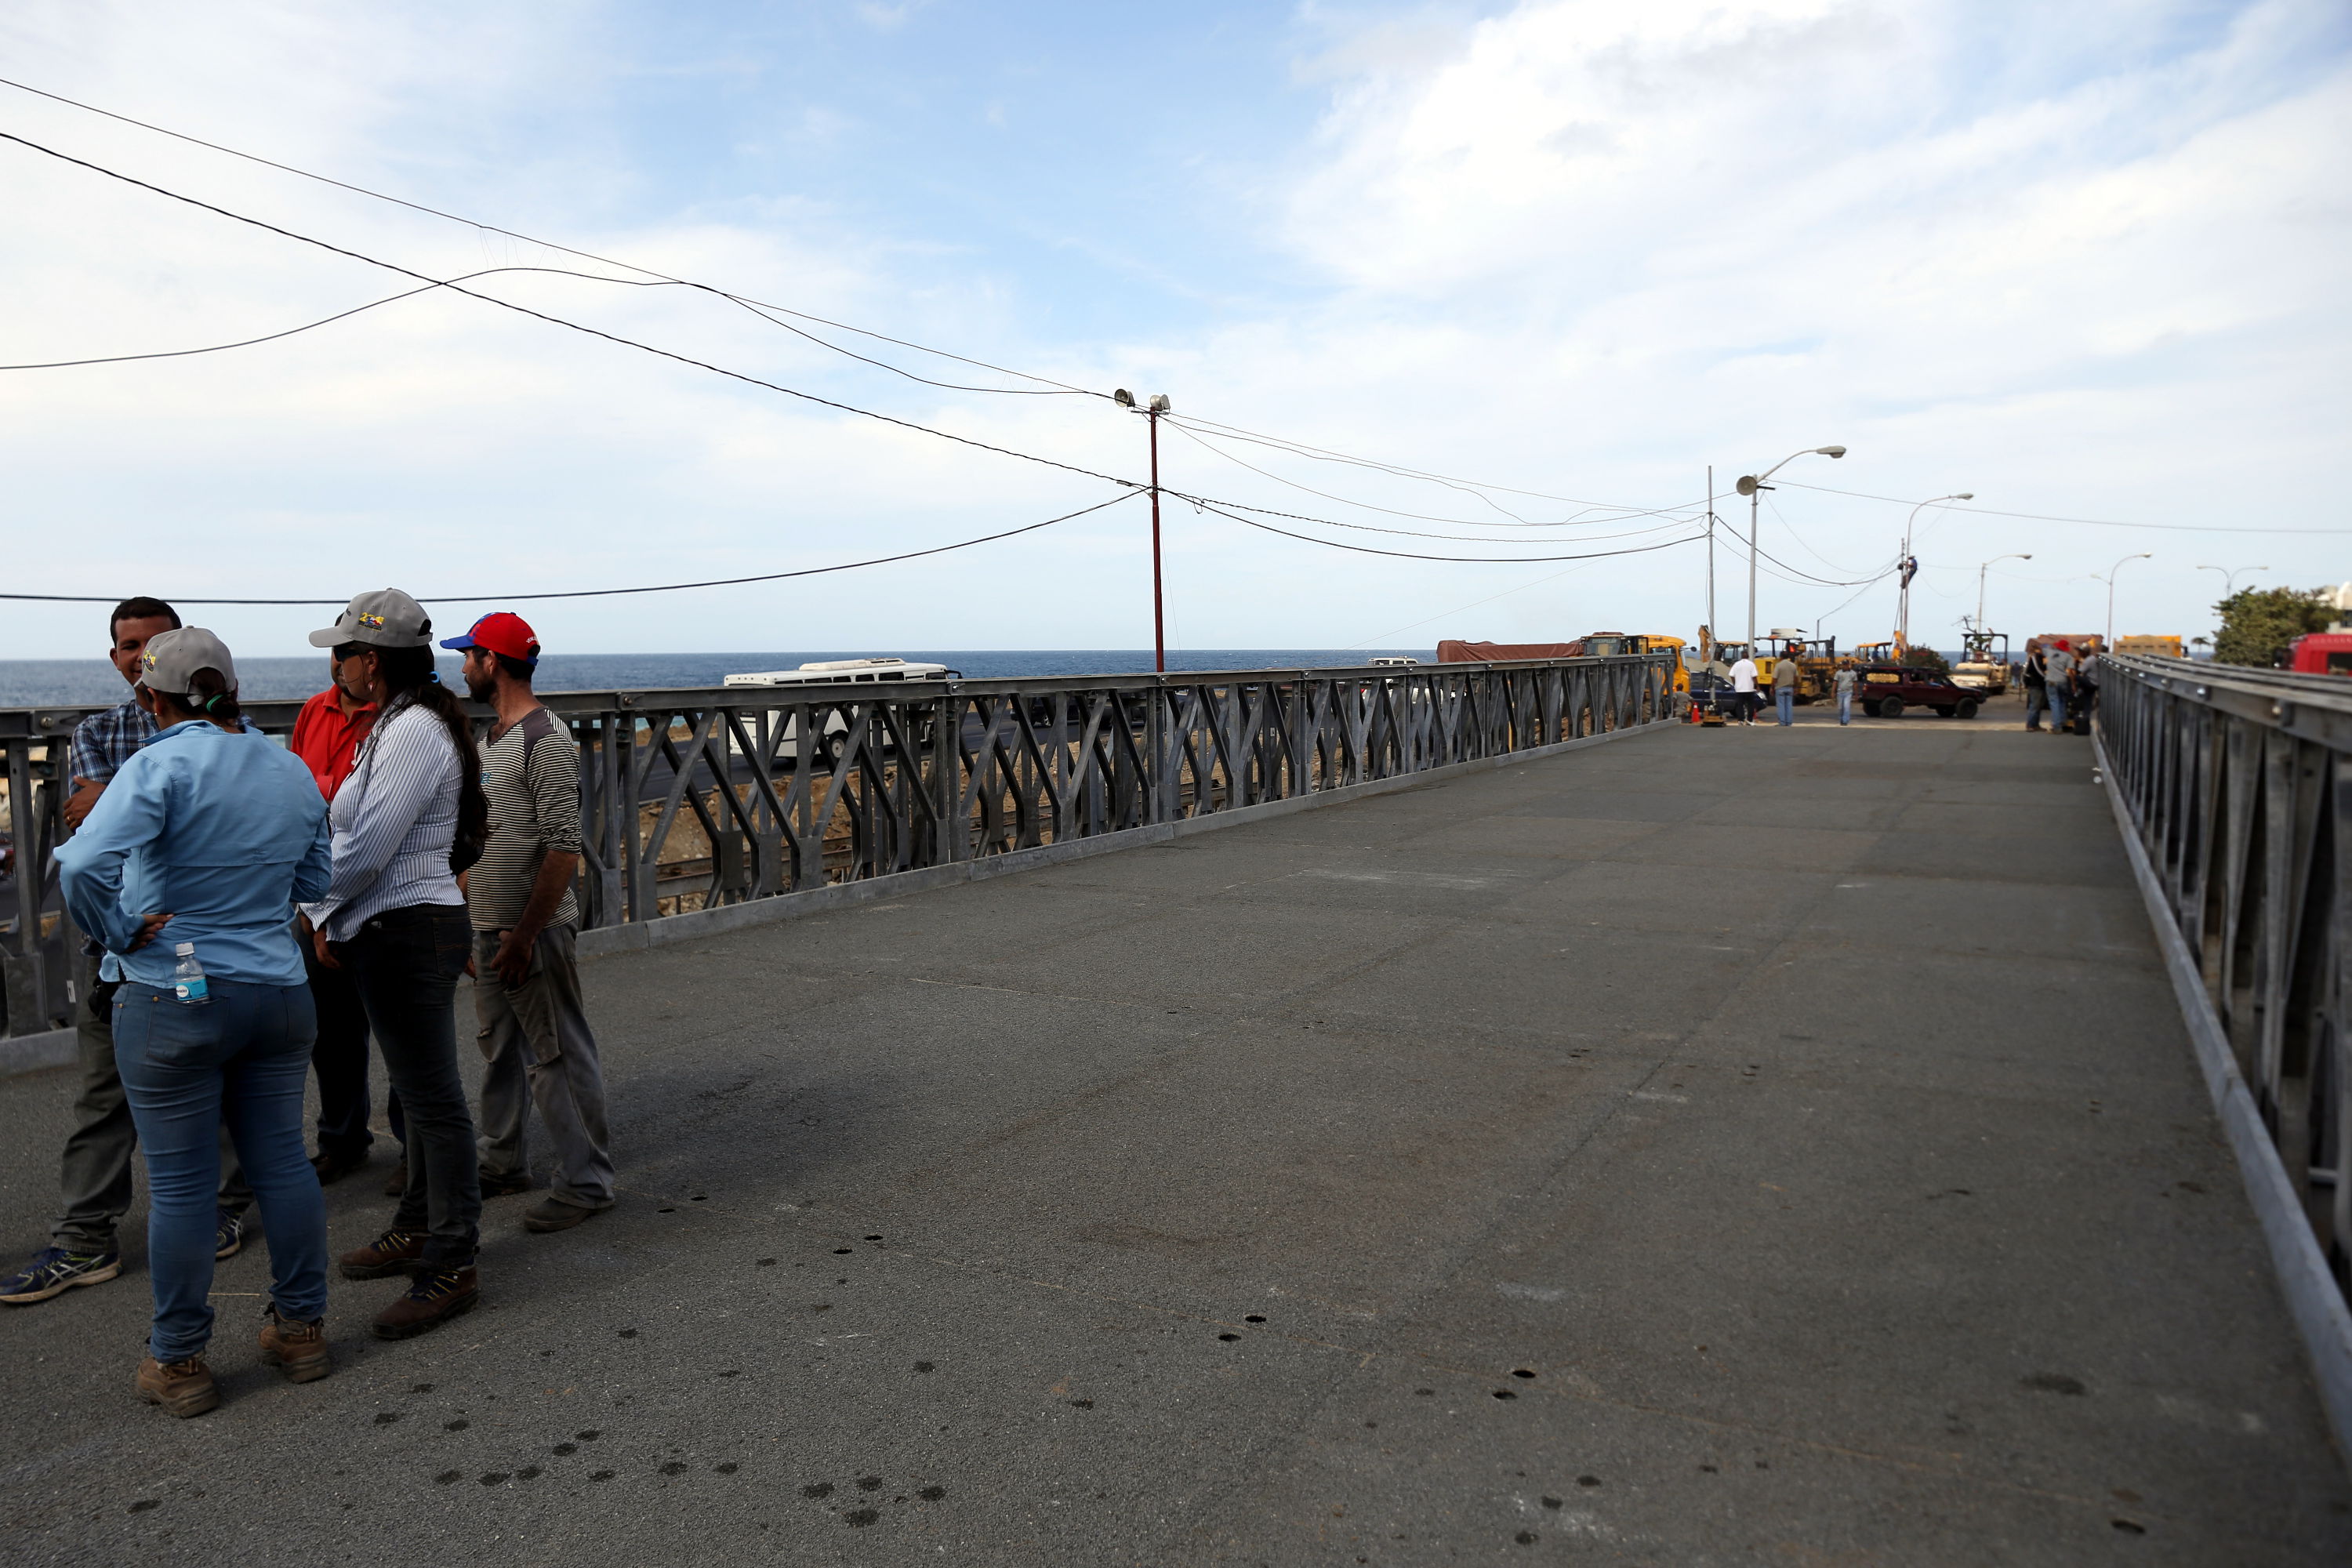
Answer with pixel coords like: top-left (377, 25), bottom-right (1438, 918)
top-left (56, 630), bottom-right (334, 1418)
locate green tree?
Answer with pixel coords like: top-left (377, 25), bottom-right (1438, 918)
top-left (1899, 644), bottom-right (1950, 676)
top-left (2212, 586), bottom-right (2334, 668)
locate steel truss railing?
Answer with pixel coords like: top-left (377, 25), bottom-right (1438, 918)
top-left (0, 654), bottom-right (1672, 1038)
top-left (2100, 653), bottom-right (2352, 1298)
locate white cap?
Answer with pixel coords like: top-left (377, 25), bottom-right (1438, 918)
top-left (174, 942), bottom-right (194, 956)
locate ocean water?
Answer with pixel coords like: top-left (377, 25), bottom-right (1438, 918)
top-left (0, 650), bottom-right (1433, 706)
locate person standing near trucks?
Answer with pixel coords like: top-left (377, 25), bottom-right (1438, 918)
top-left (2044, 640), bottom-right (2077, 733)
top-left (1834, 662), bottom-right (1859, 726)
top-left (1772, 653), bottom-right (1799, 727)
top-left (1730, 653), bottom-right (1760, 726)
top-left (2022, 639), bottom-right (2049, 731)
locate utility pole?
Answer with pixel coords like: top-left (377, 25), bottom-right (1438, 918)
top-left (1115, 389), bottom-right (1172, 672)
top-left (1704, 465), bottom-right (1715, 658)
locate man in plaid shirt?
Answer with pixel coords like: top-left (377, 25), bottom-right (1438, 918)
top-left (0, 597), bottom-right (255, 1307)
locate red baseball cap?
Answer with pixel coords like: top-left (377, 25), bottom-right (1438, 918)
top-left (438, 612), bottom-right (540, 663)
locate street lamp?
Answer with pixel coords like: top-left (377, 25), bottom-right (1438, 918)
top-left (1976, 552), bottom-right (2031, 633)
top-left (1734, 445), bottom-right (1846, 652)
top-left (2101, 552), bottom-right (2153, 648)
top-left (1896, 492), bottom-right (1973, 650)
top-left (2196, 563), bottom-right (2267, 598)
top-left (1112, 388), bottom-right (1174, 672)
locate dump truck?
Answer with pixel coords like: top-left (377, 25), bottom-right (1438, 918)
top-left (1562, 633), bottom-right (1692, 697)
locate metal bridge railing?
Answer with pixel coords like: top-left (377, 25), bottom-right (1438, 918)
top-left (2099, 652), bottom-right (2352, 1301)
top-left (0, 654), bottom-right (1674, 1040)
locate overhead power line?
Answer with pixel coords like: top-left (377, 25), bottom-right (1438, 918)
top-left (5, 130), bottom-right (1706, 564)
top-left (1778, 480), bottom-right (2352, 536)
top-left (0, 263), bottom-right (650, 368)
top-left (1189, 498), bottom-right (1707, 564)
top-left (0, 495), bottom-right (1138, 607)
top-left (0, 129), bottom-right (1145, 492)
top-left (0, 74), bottom-right (1098, 400)
top-left (1164, 419), bottom-right (1698, 531)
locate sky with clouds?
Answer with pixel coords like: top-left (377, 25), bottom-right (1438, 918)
top-left (3, 0), bottom-right (2347, 660)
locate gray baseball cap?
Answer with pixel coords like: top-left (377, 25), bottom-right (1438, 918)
top-left (309, 588), bottom-right (434, 649)
top-left (138, 627), bottom-right (238, 695)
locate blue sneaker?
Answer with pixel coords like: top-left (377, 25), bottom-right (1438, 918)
top-left (215, 1210), bottom-right (244, 1261)
top-left (0, 1245), bottom-right (123, 1305)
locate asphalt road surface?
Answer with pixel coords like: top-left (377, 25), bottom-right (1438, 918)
top-left (2, 701), bottom-right (2345, 1564)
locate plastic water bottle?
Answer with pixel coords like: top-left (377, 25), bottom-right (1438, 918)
top-left (171, 942), bottom-right (210, 1005)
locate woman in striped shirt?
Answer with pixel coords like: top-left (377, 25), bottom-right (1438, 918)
top-left (302, 590), bottom-right (490, 1341)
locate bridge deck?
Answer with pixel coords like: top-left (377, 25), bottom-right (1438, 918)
top-left (4, 704), bottom-right (2347, 1564)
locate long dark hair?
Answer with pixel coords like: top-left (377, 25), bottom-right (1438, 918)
top-left (371, 644), bottom-right (488, 865)
top-left (150, 666), bottom-right (242, 729)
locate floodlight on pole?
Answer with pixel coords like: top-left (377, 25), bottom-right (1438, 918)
top-left (1733, 445), bottom-right (1846, 652)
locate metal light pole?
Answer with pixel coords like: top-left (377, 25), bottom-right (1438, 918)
top-left (1705, 465), bottom-right (1715, 655)
top-left (2103, 552), bottom-right (2152, 648)
top-left (1115, 388), bottom-right (1173, 671)
top-left (1734, 445), bottom-right (1846, 652)
top-left (1896, 492), bottom-right (1973, 650)
top-left (2197, 563), bottom-right (2267, 599)
top-left (1976, 551), bottom-right (2031, 633)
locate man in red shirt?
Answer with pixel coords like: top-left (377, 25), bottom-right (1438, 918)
top-left (289, 648), bottom-right (386, 1183)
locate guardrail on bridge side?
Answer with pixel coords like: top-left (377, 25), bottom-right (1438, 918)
top-left (2098, 652), bottom-right (2352, 1453)
top-left (2, 654), bottom-right (1675, 1040)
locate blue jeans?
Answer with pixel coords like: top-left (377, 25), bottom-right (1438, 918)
top-left (111, 979), bottom-right (326, 1363)
top-left (1838, 691), bottom-right (1853, 725)
top-left (1775, 689), bottom-right (1795, 725)
top-left (2049, 685), bottom-right (2071, 731)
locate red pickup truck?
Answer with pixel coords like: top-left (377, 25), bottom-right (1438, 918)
top-left (1856, 665), bottom-right (1982, 720)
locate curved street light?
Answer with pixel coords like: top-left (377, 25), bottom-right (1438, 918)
top-left (1975, 551), bottom-right (2031, 634)
top-left (1734, 445), bottom-right (1846, 650)
top-left (1896, 492), bottom-right (1973, 650)
top-left (2101, 552), bottom-right (2153, 648)
top-left (2196, 563), bottom-right (2267, 598)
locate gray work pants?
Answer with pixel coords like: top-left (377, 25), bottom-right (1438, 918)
top-left (474, 925), bottom-right (613, 1210)
top-left (53, 950), bottom-right (250, 1250)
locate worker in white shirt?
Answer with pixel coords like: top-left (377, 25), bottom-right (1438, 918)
top-left (1729, 653), bottom-right (1761, 726)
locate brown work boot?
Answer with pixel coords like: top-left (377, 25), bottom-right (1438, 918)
top-left (137, 1355), bottom-right (219, 1417)
top-left (522, 1196), bottom-right (601, 1233)
top-left (257, 1305), bottom-right (331, 1383)
top-left (371, 1265), bottom-right (478, 1341)
top-left (380, 1159), bottom-right (408, 1198)
top-left (339, 1228), bottom-right (426, 1280)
